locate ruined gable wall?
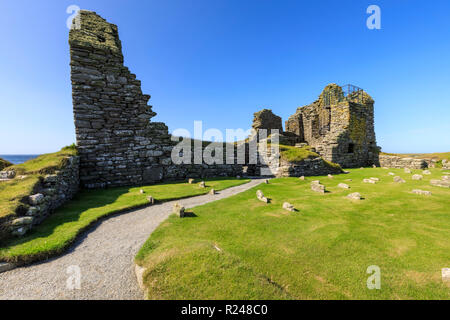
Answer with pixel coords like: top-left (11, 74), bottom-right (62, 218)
top-left (69, 11), bottom-right (173, 188)
top-left (286, 84), bottom-right (379, 168)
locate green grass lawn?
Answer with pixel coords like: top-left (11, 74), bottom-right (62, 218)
top-left (135, 167), bottom-right (450, 300)
top-left (0, 177), bottom-right (249, 264)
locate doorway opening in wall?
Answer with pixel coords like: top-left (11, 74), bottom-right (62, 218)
top-left (348, 143), bottom-right (355, 154)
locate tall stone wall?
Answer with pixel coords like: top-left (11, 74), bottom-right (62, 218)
top-left (69, 11), bottom-right (173, 188)
top-left (285, 84), bottom-right (379, 168)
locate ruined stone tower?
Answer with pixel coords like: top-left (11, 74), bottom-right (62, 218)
top-left (285, 84), bottom-right (379, 167)
top-left (69, 11), bottom-right (173, 188)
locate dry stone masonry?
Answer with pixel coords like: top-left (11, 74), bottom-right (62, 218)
top-left (0, 156), bottom-right (79, 241)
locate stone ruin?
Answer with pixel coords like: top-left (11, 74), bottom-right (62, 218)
top-left (284, 84), bottom-right (379, 168)
top-left (69, 11), bottom-right (174, 188)
top-left (69, 11), bottom-right (378, 188)
top-left (251, 84), bottom-right (380, 168)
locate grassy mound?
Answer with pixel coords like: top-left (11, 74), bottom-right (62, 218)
top-left (278, 145), bottom-right (319, 162)
top-left (8, 144), bottom-right (77, 176)
top-left (0, 177), bottom-right (249, 264)
top-left (136, 168), bottom-right (450, 300)
top-left (0, 158), bottom-right (12, 171)
top-left (0, 146), bottom-right (78, 220)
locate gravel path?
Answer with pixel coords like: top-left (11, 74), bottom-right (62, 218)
top-left (0, 179), bottom-right (263, 300)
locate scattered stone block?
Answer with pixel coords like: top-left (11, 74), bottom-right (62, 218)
top-left (188, 178), bottom-right (194, 184)
top-left (29, 193), bottom-right (44, 205)
top-left (388, 172), bottom-right (395, 176)
top-left (412, 174), bottom-right (423, 180)
top-left (282, 202), bottom-right (296, 212)
top-left (442, 176), bottom-right (449, 181)
top-left (347, 192), bottom-right (362, 200)
top-left (372, 164), bottom-right (377, 168)
top-left (363, 178), bottom-right (376, 184)
top-left (199, 181), bottom-right (206, 188)
top-left (209, 189), bottom-right (216, 195)
top-left (404, 168), bottom-right (411, 173)
top-left (173, 203), bottom-right (185, 218)
top-left (256, 190), bottom-right (269, 203)
top-left (393, 176), bottom-right (406, 183)
top-left (423, 170), bottom-right (431, 175)
top-left (370, 177), bottom-right (380, 182)
top-left (147, 196), bottom-right (155, 205)
top-left (299, 176), bottom-right (305, 180)
top-left (338, 183), bottom-right (349, 189)
top-left (442, 268), bottom-right (450, 283)
top-left (412, 189), bottom-right (432, 196)
top-left (264, 179), bottom-right (269, 184)
top-left (328, 174), bottom-right (333, 179)
top-left (0, 262), bottom-right (15, 273)
top-left (430, 179), bottom-right (450, 188)
top-left (139, 189), bottom-right (145, 194)
top-left (311, 182), bottom-right (325, 193)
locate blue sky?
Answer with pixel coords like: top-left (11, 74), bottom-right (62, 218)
top-left (0, 0), bottom-right (449, 154)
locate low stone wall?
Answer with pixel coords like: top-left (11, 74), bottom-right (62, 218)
top-left (277, 157), bottom-right (343, 177)
top-left (0, 156), bottom-right (80, 241)
top-left (442, 160), bottom-right (450, 170)
top-left (379, 155), bottom-right (428, 169)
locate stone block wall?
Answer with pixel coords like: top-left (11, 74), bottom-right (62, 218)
top-left (285, 84), bottom-right (379, 168)
top-left (0, 156), bottom-right (79, 242)
top-left (69, 11), bottom-right (173, 188)
top-left (379, 155), bottom-right (428, 169)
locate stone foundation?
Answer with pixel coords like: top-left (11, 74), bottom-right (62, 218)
top-left (379, 155), bottom-right (428, 169)
top-left (0, 156), bottom-right (79, 242)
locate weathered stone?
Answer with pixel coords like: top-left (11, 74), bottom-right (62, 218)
top-left (199, 181), bottom-right (206, 188)
top-left (188, 178), bottom-right (194, 184)
top-left (412, 174), bottom-right (423, 180)
top-left (393, 176), bottom-right (406, 183)
top-left (284, 84), bottom-right (379, 168)
top-left (423, 170), bottom-right (431, 175)
top-left (147, 196), bottom-right (155, 204)
top-left (264, 179), bottom-right (269, 184)
top-left (442, 176), bottom-right (449, 181)
top-left (404, 168), bottom-right (411, 173)
top-left (442, 268), bottom-right (450, 283)
top-left (26, 206), bottom-right (40, 216)
top-left (0, 170), bottom-right (16, 179)
top-left (173, 203), bottom-right (185, 218)
top-left (299, 176), bottom-right (305, 180)
top-left (256, 190), bottom-right (269, 203)
top-left (311, 182), bottom-right (325, 193)
top-left (139, 189), bottom-right (145, 194)
top-left (338, 183), bottom-right (349, 189)
top-left (252, 109), bottom-right (283, 133)
top-left (209, 189), bottom-right (216, 195)
top-left (370, 177), bottom-right (380, 182)
top-left (29, 193), bottom-right (44, 205)
top-left (363, 178), bottom-right (376, 184)
top-left (388, 172), bottom-right (395, 176)
top-left (347, 192), bottom-right (362, 200)
top-left (327, 174), bottom-right (333, 179)
top-left (282, 202), bottom-right (296, 212)
top-left (430, 179), bottom-right (450, 188)
top-left (0, 262), bottom-right (16, 273)
top-left (11, 217), bottom-right (33, 226)
top-left (411, 189), bottom-right (432, 196)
